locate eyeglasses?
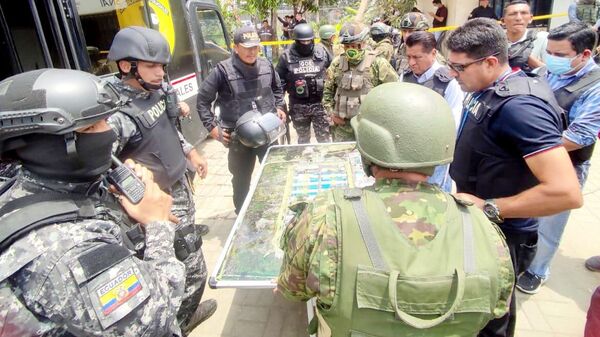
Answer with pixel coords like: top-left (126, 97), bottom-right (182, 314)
top-left (447, 52), bottom-right (500, 72)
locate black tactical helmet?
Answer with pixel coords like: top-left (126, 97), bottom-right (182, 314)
top-left (235, 111), bottom-right (285, 148)
top-left (293, 23), bottom-right (315, 41)
top-left (0, 69), bottom-right (125, 153)
top-left (108, 26), bottom-right (171, 64)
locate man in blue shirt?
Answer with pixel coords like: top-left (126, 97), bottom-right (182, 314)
top-left (517, 22), bottom-right (600, 293)
top-left (401, 31), bottom-right (464, 192)
top-left (446, 18), bottom-right (583, 337)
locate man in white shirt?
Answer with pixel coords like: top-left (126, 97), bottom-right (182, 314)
top-left (503, 0), bottom-right (548, 72)
top-left (401, 31), bottom-right (464, 191)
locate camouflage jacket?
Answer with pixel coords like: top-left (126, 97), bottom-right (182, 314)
top-left (277, 178), bottom-right (513, 316)
top-left (322, 54), bottom-right (399, 115)
top-left (374, 38), bottom-right (395, 62)
top-left (277, 179), bottom-right (450, 306)
top-left (0, 170), bottom-right (186, 336)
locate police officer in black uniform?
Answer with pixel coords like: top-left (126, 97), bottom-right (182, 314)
top-left (107, 26), bottom-right (215, 334)
top-left (276, 23), bottom-right (332, 144)
top-left (196, 26), bottom-right (286, 214)
top-left (445, 18), bottom-right (583, 337)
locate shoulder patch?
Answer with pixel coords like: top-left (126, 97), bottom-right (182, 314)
top-left (86, 258), bottom-right (150, 329)
top-left (434, 67), bottom-right (453, 82)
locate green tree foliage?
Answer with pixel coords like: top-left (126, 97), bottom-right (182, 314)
top-left (368, 0), bottom-right (417, 26)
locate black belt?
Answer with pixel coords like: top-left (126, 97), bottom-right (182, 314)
top-left (125, 224), bottom-right (202, 261)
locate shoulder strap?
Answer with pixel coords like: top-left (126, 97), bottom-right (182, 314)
top-left (0, 193), bottom-right (98, 252)
top-left (452, 197), bottom-right (476, 274)
top-left (343, 188), bottom-right (387, 270)
top-left (357, 52), bottom-right (377, 72)
top-left (565, 68), bottom-right (600, 93)
top-left (434, 67), bottom-right (453, 83)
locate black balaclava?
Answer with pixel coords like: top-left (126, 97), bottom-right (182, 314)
top-left (16, 130), bottom-right (116, 183)
top-left (294, 41), bottom-right (315, 57)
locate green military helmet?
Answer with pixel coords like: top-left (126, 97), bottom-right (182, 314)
top-left (400, 12), bottom-right (430, 31)
top-left (350, 82), bottom-right (455, 175)
top-left (370, 22), bottom-right (392, 37)
top-left (339, 21), bottom-right (369, 45)
top-left (319, 24), bottom-right (336, 39)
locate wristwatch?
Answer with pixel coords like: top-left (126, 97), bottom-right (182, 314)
top-left (483, 199), bottom-right (504, 224)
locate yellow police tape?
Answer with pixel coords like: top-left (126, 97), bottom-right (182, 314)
top-left (428, 12), bottom-right (568, 32)
top-left (255, 12), bottom-right (568, 46)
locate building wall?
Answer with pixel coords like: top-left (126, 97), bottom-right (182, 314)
top-left (550, 0), bottom-right (570, 29)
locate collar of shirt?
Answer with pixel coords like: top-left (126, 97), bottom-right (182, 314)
top-left (546, 58), bottom-right (599, 90)
top-left (413, 61), bottom-right (442, 84)
top-left (508, 29), bottom-right (529, 46)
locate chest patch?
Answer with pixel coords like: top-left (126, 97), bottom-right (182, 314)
top-left (140, 100), bottom-right (166, 128)
top-left (293, 59), bottom-right (321, 74)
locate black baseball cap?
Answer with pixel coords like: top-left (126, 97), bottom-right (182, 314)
top-left (234, 26), bottom-right (261, 47)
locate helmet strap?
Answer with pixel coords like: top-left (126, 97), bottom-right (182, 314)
top-left (129, 61), bottom-right (162, 91)
top-left (64, 132), bottom-right (77, 158)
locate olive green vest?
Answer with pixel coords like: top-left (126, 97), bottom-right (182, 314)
top-left (316, 188), bottom-right (514, 337)
top-left (334, 52), bottom-right (376, 119)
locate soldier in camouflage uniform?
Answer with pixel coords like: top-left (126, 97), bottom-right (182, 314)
top-left (0, 69), bottom-right (186, 336)
top-left (276, 23), bottom-right (332, 143)
top-left (322, 21), bottom-right (398, 142)
top-left (278, 82), bottom-right (514, 337)
top-left (318, 25), bottom-right (344, 60)
top-left (370, 22), bottom-right (395, 62)
top-left (395, 12), bottom-right (445, 73)
top-left (106, 26), bottom-right (215, 333)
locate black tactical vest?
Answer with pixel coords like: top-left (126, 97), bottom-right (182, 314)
top-left (282, 45), bottom-right (328, 103)
top-left (216, 57), bottom-right (276, 129)
top-left (508, 30), bottom-right (537, 72)
top-left (554, 68), bottom-right (600, 164)
top-left (118, 90), bottom-right (187, 190)
top-left (402, 66), bottom-right (452, 97)
top-left (450, 74), bottom-right (563, 199)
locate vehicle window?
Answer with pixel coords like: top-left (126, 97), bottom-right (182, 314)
top-left (74, 0), bottom-right (151, 76)
top-left (195, 9), bottom-right (228, 51)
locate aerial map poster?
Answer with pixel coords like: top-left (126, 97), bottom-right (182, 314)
top-left (210, 142), bottom-right (374, 288)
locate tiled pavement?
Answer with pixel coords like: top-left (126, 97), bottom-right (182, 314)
top-left (189, 137), bottom-right (600, 337)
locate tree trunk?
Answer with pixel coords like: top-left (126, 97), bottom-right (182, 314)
top-left (271, 8), bottom-right (280, 61)
top-left (356, 0), bottom-right (370, 22)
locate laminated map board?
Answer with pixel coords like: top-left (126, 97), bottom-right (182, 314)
top-left (209, 142), bottom-right (374, 289)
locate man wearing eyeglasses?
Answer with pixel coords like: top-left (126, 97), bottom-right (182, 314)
top-left (446, 18), bottom-right (583, 337)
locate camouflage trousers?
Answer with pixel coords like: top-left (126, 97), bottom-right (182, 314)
top-left (170, 177), bottom-right (207, 329)
top-left (331, 122), bottom-right (356, 142)
top-left (290, 102), bottom-right (331, 144)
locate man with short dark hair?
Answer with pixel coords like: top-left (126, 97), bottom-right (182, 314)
top-left (517, 21), bottom-right (600, 294)
top-left (503, 0), bottom-right (549, 72)
top-left (196, 26), bottom-right (286, 214)
top-left (469, 0), bottom-right (498, 20)
top-left (446, 18), bottom-right (583, 337)
top-left (402, 31), bottom-right (464, 192)
top-left (429, 0), bottom-right (448, 40)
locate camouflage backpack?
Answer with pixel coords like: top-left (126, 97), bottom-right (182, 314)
top-left (577, 0), bottom-right (600, 25)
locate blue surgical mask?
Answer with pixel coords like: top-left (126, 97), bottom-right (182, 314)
top-left (544, 54), bottom-right (578, 76)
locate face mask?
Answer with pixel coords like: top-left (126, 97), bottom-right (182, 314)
top-left (345, 48), bottom-right (365, 65)
top-left (295, 41), bottom-right (314, 57)
top-left (544, 54), bottom-right (578, 76)
top-left (16, 130), bottom-right (117, 183)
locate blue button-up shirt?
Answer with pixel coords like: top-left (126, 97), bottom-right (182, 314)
top-left (546, 59), bottom-right (600, 148)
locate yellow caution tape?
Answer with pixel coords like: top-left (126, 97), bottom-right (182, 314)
top-left (428, 12), bottom-right (568, 32)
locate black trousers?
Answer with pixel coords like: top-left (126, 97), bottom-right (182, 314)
top-left (478, 229), bottom-right (538, 337)
top-left (227, 139), bottom-right (269, 214)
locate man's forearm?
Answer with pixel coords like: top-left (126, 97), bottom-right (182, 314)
top-left (496, 180), bottom-right (582, 218)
